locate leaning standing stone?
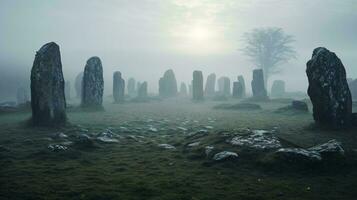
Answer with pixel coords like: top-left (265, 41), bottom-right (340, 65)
top-left (30, 42), bottom-right (66, 126)
top-left (251, 69), bottom-right (268, 100)
top-left (81, 57), bottom-right (104, 108)
top-left (306, 47), bottom-right (352, 129)
top-left (113, 71), bottom-right (125, 103)
top-left (192, 71), bottom-right (204, 101)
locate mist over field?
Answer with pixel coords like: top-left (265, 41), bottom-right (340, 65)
top-left (1, 0), bottom-right (356, 100)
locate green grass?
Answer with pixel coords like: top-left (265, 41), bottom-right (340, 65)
top-left (1, 98), bottom-right (357, 200)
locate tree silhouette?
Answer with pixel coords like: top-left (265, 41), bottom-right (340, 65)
top-left (242, 27), bottom-right (296, 87)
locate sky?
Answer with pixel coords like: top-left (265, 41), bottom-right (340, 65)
top-left (0, 0), bottom-right (356, 99)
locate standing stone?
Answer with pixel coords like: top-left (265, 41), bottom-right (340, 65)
top-left (127, 78), bottom-right (136, 96)
top-left (136, 82), bottom-right (141, 94)
top-left (349, 79), bottom-right (357, 101)
top-left (232, 81), bottom-right (243, 98)
top-left (205, 73), bottom-right (216, 97)
top-left (75, 72), bottom-right (83, 99)
top-left (271, 80), bottom-right (285, 98)
top-left (192, 71), bottom-right (204, 101)
top-left (218, 77), bottom-right (230, 96)
top-left (65, 81), bottom-right (71, 100)
top-left (138, 81), bottom-right (148, 99)
top-left (188, 84), bottom-right (193, 97)
top-left (238, 75), bottom-right (246, 98)
top-left (113, 71), bottom-right (125, 103)
top-left (81, 57), bottom-right (104, 108)
top-left (16, 87), bottom-right (29, 105)
top-left (251, 69), bottom-right (268, 100)
top-left (306, 47), bottom-right (352, 129)
top-left (159, 69), bottom-right (178, 97)
top-left (30, 42), bottom-right (66, 126)
top-left (179, 82), bottom-right (188, 96)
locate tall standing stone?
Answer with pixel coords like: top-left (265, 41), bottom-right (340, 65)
top-left (65, 81), bottom-right (71, 100)
top-left (251, 69), bottom-right (268, 100)
top-left (81, 57), bottom-right (104, 108)
top-left (159, 69), bottom-right (178, 97)
top-left (179, 82), bottom-right (188, 96)
top-left (113, 71), bottom-right (125, 103)
top-left (237, 75), bottom-right (246, 98)
top-left (75, 72), bottom-right (83, 99)
top-left (232, 81), bottom-right (243, 98)
top-left (16, 87), bottom-right (29, 105)
top-left (127, 78), bottom-right (136, 96)
top-left (306, 47), bottom-right (352, 129)
top-left (138, 81), bottom-right (148, 99)
top-left (192, 71), bottom-right (204, 101)
top-left (30, 42), bottom-right (66, 126)
top-left (271, 80), bottom-right (285, 98)
top-left (218, 77), bottom-right (230, 96)
top-left (205, 73), bottom-right (216, 97)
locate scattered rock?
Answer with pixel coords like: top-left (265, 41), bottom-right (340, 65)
top-left (187, 142), bottom-right (200, 147)
top-left (276, 100), bottom-right (308, 113)
top-left (308, 139), bottom-right (344, 157)
top-left (205, 146), bottom-right (214, 156)
top-left (213, 151), bottom-right (238, 161)
top-left (275, 148), bottom-right (322, 162)
top-left (158, 144), bottom-right (176, 150)
top-left (97, 136), bottom-right (119, 143)
top-left (48, 144), bottom-right (68, 152)
top-left (230, 130), bottom-right (281, 150)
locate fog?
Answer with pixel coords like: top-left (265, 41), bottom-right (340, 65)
top-left (1, 0), bottom-right (356, 100)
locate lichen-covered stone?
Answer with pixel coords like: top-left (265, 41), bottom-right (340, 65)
top-left (65, 81), bottom-right (71, 100)
top-left (205, 73), bottom-right (216, 97)
top-left (81, 57), bottom-right (104, 108)
top-left (30, 42), bottom-right (66, 126)
top-left (251, 69), bottom-right (268, 100)
top-left (306, 47), bottom-right (352, 129)
top-left (192, 71), bottom-right (204, 101)
top-left (113, 71), bottom-right (125, 103)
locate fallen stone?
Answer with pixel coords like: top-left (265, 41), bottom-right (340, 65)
top-left (308, 139), bottom-right (344, 156)
top-left (158, 144), bottom-right (176, 150)
top-left (187, 142), bottom-right (200, 147)
top-left (48, 144), bottom-right (68, 152)
top-left (230, 130), bottom-right (281, 150)
top-left (213, 151), bottom-right (238, 161)
top-left (97, 136), bottom-right (119, 143)
top-left (275, 148), bottom-right (322, 162)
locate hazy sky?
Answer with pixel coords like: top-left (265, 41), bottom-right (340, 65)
top-left (0, 0), bottom-right (356, 99)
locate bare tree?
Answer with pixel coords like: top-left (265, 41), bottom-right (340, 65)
top-left (242, 27), bottom-right (296, 87)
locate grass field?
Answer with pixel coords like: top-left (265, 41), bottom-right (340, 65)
top-left (1, 97), bottom-right (357, 200)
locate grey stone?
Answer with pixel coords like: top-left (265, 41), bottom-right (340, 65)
top-left (192, 71), bottom-right (204, 101)
top-left (127, 78), bottom-right (136, 96)
top-left (158, 144), bottom-right (176, 150)
top-left (159, 69), bottom-right (178, 97)
top-left (271, 80), bottom-right (285, 98)
top-left (48, 144), bottom-right (68, 152)
top-left (113, 71), bottom-right (125, 103)
top-left (179, 82), bottom-right (188, 96)
top-left (232, 81), bottom-right (243, 98)
top-left (230, 130), bottom-right (281, 150)
top-left (213, 151), bottom-right (238, 161)
top-left (306, 47), bottom-right (352, 129)
top-left (238, 75), bottom-right (246, 98)
top-left (74, 72), bottom-right (83, 99)
top-left (251, 69), bottom-right (268, 100)
top-left (275, 148), bottom-right (322, 162)
top-left (205, 73), bottom-right (216, 97)
top-left (30, 42), bottom-right (67, 126)
top-left (138, 81), bottom-right (148, 99)
top-left (218, 77), bottom-right (230, 96)
top-left (308, 139), bottom-right (344, 156)
top-left (81, 57), bottom-right (104, 108)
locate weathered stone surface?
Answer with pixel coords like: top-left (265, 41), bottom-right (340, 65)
top-left (218, 77), bottom-right (230, 96)
top-left (65, 81), bottom-right (71, 100)
top-left (306, 47), bottom-right (352, 129)
top-left (230, 130), bottom-right (281, 150)
top-left (127, 78), bottom-right (136, 96)
top-left (251, 69), bottom-right (268, 100)
top-left (213, 151), bottom-right (238, 161)
top-left (16, 87), bottom-right (29, 105)
top-left (238, 75), bottom-right (246, 98)
top-left (138, 81), bottom-right (148, 99)
top-left (232, 81), bottom-right (243, 98)
top-left (81, 57), bottom-right (104, 108)
top-left (276, 100), bottom-right (308, 113)
top-left (179, 82), bottom-right (188, 96)
top-left (113, 71), bottom-right (125, 103)
top-left (74, 72), bottom-right (83, 99)
top-left (30, 42), bottom-right (66, 126)
top-left (275, 148), bottom-right (322, 162)
top-left (159, 69), bottom-right (178, 97)
top-left (192, 71), bottom-right (204, 101)
top-left (205, 73), bottom-right (216, 97)
top-left (271, 80), bottom-right (285, 98)
top-left (308, 139), bottom-right (344, 157)
top-left (158, 143), bottom-right (176, 150)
